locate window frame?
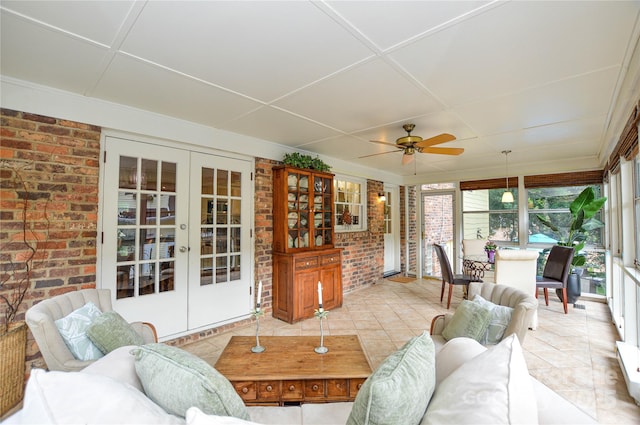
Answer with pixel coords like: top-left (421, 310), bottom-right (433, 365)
top-left (333, 174), bottom-right (368, 233)
top-left (461, 188), bottom-right (519, 244)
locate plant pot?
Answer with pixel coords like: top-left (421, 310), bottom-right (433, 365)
top-left (486, 250), bottom-right (495, 263)
top-left (0, 321), bottom-right (27, 416)
top-left (557, 272), bottom-right (582, 305)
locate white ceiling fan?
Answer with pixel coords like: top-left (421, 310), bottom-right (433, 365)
top-left (361, 124), bottom-right (464, 164)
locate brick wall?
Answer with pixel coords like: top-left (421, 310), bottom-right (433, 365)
top-left (1, 108), bottom-right (101, 369)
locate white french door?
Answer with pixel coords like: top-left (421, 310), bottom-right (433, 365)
top-left (101, 136), bottom-right (253, 339)
top-left (383, 185), bottom-right (400, 275)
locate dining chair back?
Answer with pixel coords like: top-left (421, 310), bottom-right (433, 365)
top-left (434, 243), bottom-right (478, 309)
top-left (536, 245), bottom-right (574, 314)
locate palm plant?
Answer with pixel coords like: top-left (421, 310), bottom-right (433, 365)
top-left (536, 186), bottom-right (606, 268)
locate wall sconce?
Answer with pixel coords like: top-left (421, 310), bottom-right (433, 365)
top-left (378, 193), bottom-right (386, 202)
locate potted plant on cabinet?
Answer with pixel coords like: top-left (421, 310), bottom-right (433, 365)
top-left (0, 161), bottom-right (50, 416)
top-left (536, 186), bottom-right (607, 304)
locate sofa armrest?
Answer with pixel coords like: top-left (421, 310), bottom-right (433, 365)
top-left (430, 313), bottom-right (454, 336)
top-left (129, 321), bottom-right (158, 343)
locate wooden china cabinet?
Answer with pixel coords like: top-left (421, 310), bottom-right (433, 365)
top-left (272, 165), bottom-right (343, 323)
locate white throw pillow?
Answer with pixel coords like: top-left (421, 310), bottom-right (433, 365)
top-left (422, 334), bottom-right (537, 425)
top-left (54, 301), bottom-right (104, 361)
top-left (19, 369), bottom-right (183, 424)
top-left (434, 337), bottom-right (487, 386)
top-left (81, 345), bottom-right (143, 392)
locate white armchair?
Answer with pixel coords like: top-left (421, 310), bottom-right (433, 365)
top-left (462, 239), bottom-right (486, 256)
top-left (26, 288), bottom-right (157, 372)
top-left (494, 249), bottom-right (539, 329)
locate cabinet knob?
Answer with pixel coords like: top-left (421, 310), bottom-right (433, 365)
top-left (312, 384), bottom-right (319, 391)
top-left (266, 385), bottom-right (273, 392)
top-left (289, 385), bottom-right (295, 391)
top-left (357, 383), bottom-right (362, 389)
top-left (242, 387), bottom-right (248, 394)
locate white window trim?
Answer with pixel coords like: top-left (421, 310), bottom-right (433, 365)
top-left (334, 174), bottom-right (368, 233)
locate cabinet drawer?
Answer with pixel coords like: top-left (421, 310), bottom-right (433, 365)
top-left (295, 257), bottom-right (318, 270)
top-left (321, 253), bottom-right (340, 265)
top-left (349, 378), bottom-right (366, 398)
top-left (257, 381), bottom-right (280, 401)
top-left (233, 381), bottom-right (257, 401)
top-left (326, 379), bottom-right (348, 398)
top-left (282, 380), bottom-right (304, 400)
top-left (304, 380), bottom-right (325, 399)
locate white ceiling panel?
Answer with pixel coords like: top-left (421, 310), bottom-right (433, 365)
top-left (1, 0), bottom-right (638, 181)
top-left (92, 54), bottom-right (264, 128)
top-left (274, 59), bottom-right (443, 132)
top-left (1, 0), bottom-right (135, 46)
top-left (120, 1), bottom-right (374, 102)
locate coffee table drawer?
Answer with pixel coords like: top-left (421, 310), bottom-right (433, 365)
top-left (350, 378), bottom-right (366, 397)
top-left (282, 380), bottom-right (304, 401)
top-left (257, 381), bottom-right (280, 402)
top-left (304, 380), bottom-right (325, 399)
top-left (233, 381), bottom-right (256, 401)
top-left (327, 379), bottom-right (348, 398)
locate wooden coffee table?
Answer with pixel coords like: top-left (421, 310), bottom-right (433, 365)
top-left (215, 335), bottom-right (372, 406)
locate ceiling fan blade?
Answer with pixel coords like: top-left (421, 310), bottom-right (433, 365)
top-left (414, 133), bottom-right (456, 148)
top-left (358, 150), bottom-right (399, 159)
top-left (369, 139), bottom-right (398, 148)
top-left (420, 147), bottom-right (464, 156)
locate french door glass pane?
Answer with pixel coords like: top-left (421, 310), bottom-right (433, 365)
top-left (200, 167), bottom-right (242, 286)
top-left (115, 156), bottom-right (177, 299)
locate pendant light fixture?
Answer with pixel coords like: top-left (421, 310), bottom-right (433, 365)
top-left (501, 150), bottom-right (514, 203)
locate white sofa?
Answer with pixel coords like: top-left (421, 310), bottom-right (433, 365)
top-left (5, 334), bottom-right (597, 425)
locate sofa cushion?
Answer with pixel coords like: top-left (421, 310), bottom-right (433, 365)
top-left (421, 334), bottom-right (537, 425)
top-left (346, 332), bottom-right (435, 425)
top-left (434, 337), bottom-right (487, 386)
top-left (86, 310), bottom-right (144, 354)
top-left (132, 343), bottom-right (250, 420)
top-left (18, 369), bottom-right (182, 424)
top-left (472, 294), bottom-right (514, 344)
top-left (441, 299), bottom-right (492, 342)
top-left (54, 301), bottom-right (104, 361)
top-left (81, 345), bottom-right (143, 392)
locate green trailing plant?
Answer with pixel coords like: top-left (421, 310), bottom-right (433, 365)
top-left (536, 186), bottom-right (606, 268)
top-left (283, 153), bottom-right (331, 172)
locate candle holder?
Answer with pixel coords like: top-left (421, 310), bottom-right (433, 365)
top-left (314, 309), bottom-right (329, 354)
top-left (251, 309), bottom-right (265, 353)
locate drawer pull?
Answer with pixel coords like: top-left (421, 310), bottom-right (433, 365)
top-left (357, 383), bottom-right (363, 389)
top-left (289, 385), bottom-right (295, 391)
top-left (312, 384), bottom-right (319, 391)
top-left (242, 387), bottom-right (248, 394)
top-left (266, 385), bottom-right (273, 392)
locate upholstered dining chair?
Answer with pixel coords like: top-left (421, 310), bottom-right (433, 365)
top-left (536, 245), bottom-right (575, 314)
top-left (434, 243), bottom-right (480, 309)
top-left (26, 288), bottom-right (157, 372)
top-left (462, 239), bottom-right (487, 256)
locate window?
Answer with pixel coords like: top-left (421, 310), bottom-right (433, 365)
top-left (635, 156), bottom-right (640, 269)
top-left (461, 189), bottom-right (518, 243)
top-left (528, 184), bottom-right (606, 295)
top-left (334, 175), bottom-right (367, 232)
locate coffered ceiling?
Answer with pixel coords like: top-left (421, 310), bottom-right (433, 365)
top-left (1, 1), bottom-right (639, 182)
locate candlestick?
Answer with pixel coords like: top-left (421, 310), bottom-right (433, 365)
top-left (317, 281), bottom-right (323, 312)
top-left (256, 281), bottom-right (262, 311)
top-left (314, 308), bottom-right (329, 354)
top-left (251, 308), bottom-right (265, 353)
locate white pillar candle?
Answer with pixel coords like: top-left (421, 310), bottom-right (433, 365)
top-left (317, 281), bottom-right (323, 312)
top-left (256, 281), bottom-right (262, 311)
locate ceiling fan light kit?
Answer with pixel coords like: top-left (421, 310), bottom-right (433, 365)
top-left (364, 123), bottom-right (463, 165)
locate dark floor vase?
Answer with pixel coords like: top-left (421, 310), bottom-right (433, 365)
top-left (557, 272), bottom-right (581, 304)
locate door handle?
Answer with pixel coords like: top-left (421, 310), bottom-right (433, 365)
top-left (179, 246), bottom-right (188, 253)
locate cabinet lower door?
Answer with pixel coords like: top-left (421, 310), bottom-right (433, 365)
top-left (298, 270), bottom-right (320, 319)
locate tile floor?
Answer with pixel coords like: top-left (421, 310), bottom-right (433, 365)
top-left (182, 278), bottom-right (640, 424)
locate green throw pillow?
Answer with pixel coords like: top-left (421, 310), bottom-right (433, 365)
top-left (441, 299), bottom-right (492, 342)
top-left (472, 295), bottom-right (514, 345)
top-left (346, 332), bottom-right (436, 425)
top-left (132, 343), bottom-right (250, 420)
top-left (86, 311), bottom-right (144, 354)
top-left (54, 301), bottom-right (104, 361)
